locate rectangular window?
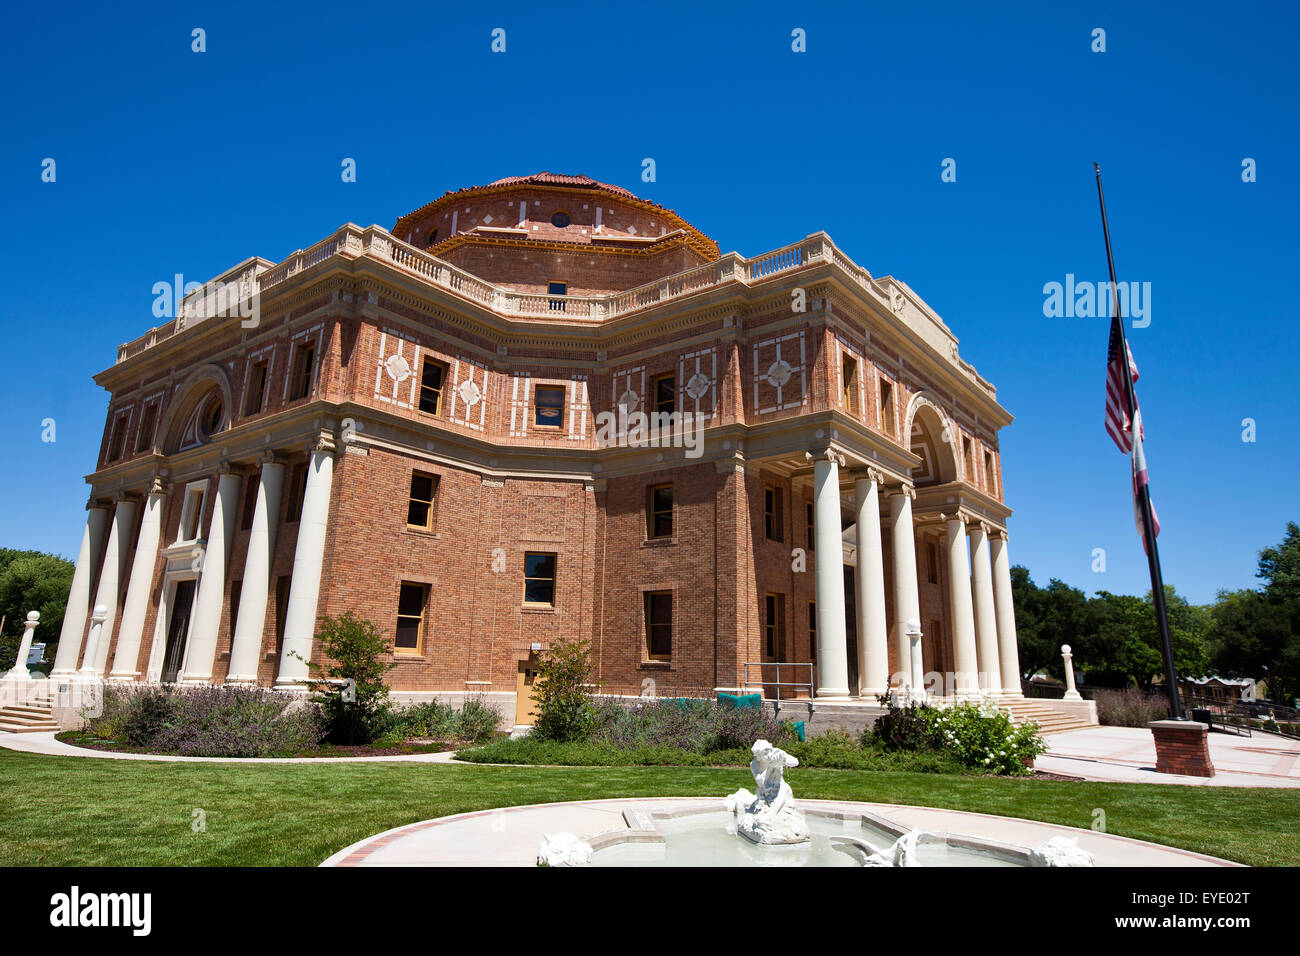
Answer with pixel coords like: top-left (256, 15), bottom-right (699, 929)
top-left (135, 404), bottom-right (158, 454)
top-left (534, 385), bottom-right (565, 428)
top-left (842, 355), bottom-right (859, 415)
top-left (548, 281), bottom-right (567, 312)
top-left (645, 591), bottom-right (672, 660)
top-left (288, 341), bottom-right (316, 401)
top-left (240, 474), bottom-right (259, 531)
top-left (963, 437), bottom-right (975, 482)
top-left (523, 552), bottom-right (557, 606)
top-left (809, 602), bottom-right (817, 661)
top-left (984, 451), bottom-right (997, 496)
top-left (286, 463), bottom-right (308, 523)
top-left (806, 502), bottom-right (815, 551)
top-left (181, 486), bottom-right (206, 541)
top-left (764, 485), bottom-right (784, 541)
top-left (418, 358), bottom-right (447, 415)
top-left (244, 361), bottom-right (269, 416)
top-left (646, 484), bottom-right (673, 539)
top-left (407, 471), bottom-right (439, 531)
top-left (107, 413), bottom-right (128, 462)
top-left (927, 541), bottom-right (939, 584)
top-left (653, 374), bottom-right (676, 415)
top-left (764, 593), bottom-right (785, 658)
top-left (879, 378), bottom-right (896, 435)
top-left (274, 576), bottom-right (291, 653)
top-left (395, 582), bottom-right (427, 655)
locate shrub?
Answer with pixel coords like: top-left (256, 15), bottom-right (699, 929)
top-left (307, 613), bottom-right (397, 745)
top-left (84, 684), bottom-right (132, 739)
top-left (587, 697), bottom-right (786, 753)
top-left (386, 697), bottom-right (501, 743)
top-left (532, 640), bottom-right (597, 742)
top-left (456, 697), bottom-right (501, 742)
top-left (1091, 686), bottom-right (1170, 727)
top-left (921, 701), bottom-right (1047, 775)
top-left (862, 700), bottom-right (936, 752)
top-left (122, 687), bottom-right (178, 746)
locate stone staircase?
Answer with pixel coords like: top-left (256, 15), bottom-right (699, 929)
top-left (1000, 697), bottom-right (1096, 734)
top-left (0, 695), bottom-right (60, 734)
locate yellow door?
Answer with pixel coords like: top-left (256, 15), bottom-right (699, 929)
top-left (515, 660), bottom-right (540, 725)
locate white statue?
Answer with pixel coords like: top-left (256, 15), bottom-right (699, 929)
top-left (726, 739), bottom-right (810, 845)
top-left (831, 829), bottom-right (928, 866)
top-left (1028, 836), bottom-right (1095, 867)
top-left (537, 832), bottom-right (593, 867)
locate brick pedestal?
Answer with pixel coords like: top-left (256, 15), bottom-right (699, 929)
top-left (1149, 719), bottom-right (1215, 777)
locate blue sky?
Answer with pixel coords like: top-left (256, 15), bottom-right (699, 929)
top-left (1, 1), bottom-right (1296, 605)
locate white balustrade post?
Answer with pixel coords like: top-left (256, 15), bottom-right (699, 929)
top-left (853, 470), bottom-right (889, 698)
top-left (1062, 645), bottom-right (1082, 700)
top-left (51, 503), bottom-right (109, 677)
top-left (276, 439), bottom-right (336, 689)
top-left (109, 477), bottom-right (168, 681)
top-left (4, 612), bottom-right (40, 680)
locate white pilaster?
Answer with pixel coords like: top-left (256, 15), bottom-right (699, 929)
top-left (276, 441), bottom-right (335, 689)
top-left (109, 478), bottom-right (168, 681)
top-left (888, 486), bottom-right (924, 700)
top-left (944, 513), bottom-right (979, 698)
top-left (228, 457), bottom-right (284, 683)
top-left (180, 470), bottom-right (242, 683)
top-left (990, 532), bottom-right (1022, 696)
top-left (84, 497), bottom-right (138, 675)
top-left (853, 470), bottom-right (889, 698)
top-left (810, 450), bottom-right (850, 698)
top-left (968, 521), bottom-right (1002, 694)
top-left (51, 503), bottom-right (109, 677)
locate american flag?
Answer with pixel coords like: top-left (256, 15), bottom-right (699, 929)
top-left (1104, 311), bottom-right (1141, 452)
top-left (1131, 409), bottom-right (1160, 554)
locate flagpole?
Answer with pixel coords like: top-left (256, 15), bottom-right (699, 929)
top-left (1093, 162), bottom-right (1183, 720)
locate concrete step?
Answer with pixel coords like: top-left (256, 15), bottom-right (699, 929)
top-left (4, 705), bottom-right (54, 718)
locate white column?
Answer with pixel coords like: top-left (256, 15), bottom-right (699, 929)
top-left (51, 503), bottom-right (109, 676)
top-left (276, 441), bottom-right (335, 689)
top-left (944, 513), bottom-right (979, 698)
top-left (990, 532), bottom-right (1022, 696)
top-left (109, 478), bottom-right (168, 681)
top-left (968, 521), bottom-right (1002, 695)
top-left (228, 457), bottom-right (284, 683)
top-left (4, 612), bottom-right (40, 680)
top-left (810, 450), bottom-right (850, 698)
top-left (888, 486), bottom-right (924, 700)
top-left (853, 470), bottom-right (889, 698)
top-left (84, 497), bottom-right (138, 675)
top-left (180, 469), bottom-right (242, 683)
top-left (78, 605), bottom-right (109, 680)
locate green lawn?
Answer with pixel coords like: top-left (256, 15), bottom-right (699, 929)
top-left (1, 748), bottom-right (1295, 866)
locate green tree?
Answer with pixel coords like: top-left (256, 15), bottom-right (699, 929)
top-left (0, 548), bottom-right (75, 672)
top-left (306, 613), bottom-right (398, 745)
top-left (532, 639), bottom-right (597, 742)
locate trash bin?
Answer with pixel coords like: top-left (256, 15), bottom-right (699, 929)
top-left (1192, 707), bottom-right (1212, 725)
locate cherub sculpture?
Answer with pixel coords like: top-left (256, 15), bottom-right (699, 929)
top-left (725, 739), bottom-right (811, 845)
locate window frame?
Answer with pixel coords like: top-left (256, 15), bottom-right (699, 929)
top-left (395, 581), bottom-right (428, 656)
top-left (646, 483), bottom-right (674, 539)
top-left (764, 592), bottom-right (786, 659)
top-left (418, 357), bottom-right (448, 416)
top-left (764, 485), bottom-right (784, 542)
top-left (533, 385), bottom-right (566, 429)
top-left (547, 280), bottom-right (567, 312)
top-left (808, 601), bottom-right (817, 661)
top-left (285, 463), bottom-right (308, 524)
top-left (177, 480), bottom-right (209, 544)
top-left (288, 340), bottom-right (316, 402)
top-left (406, 471), bottom-right (439, 532)
top-left (522, 551), bottom-right (558, 607)
top-left (644, 590), bottom-right (673, 661)
top-left (107, 412), bottom-right (129, 462)
top-left (244, 361), bottom-right (269, 416)
top-left (842, 354), bottom-right (859, 416)
top-left (652, 373), bottom-right (676, 416)
top-left (806, 501), bottom-right (815, 551)
top-left (878, 376), bottom-right (897, 436)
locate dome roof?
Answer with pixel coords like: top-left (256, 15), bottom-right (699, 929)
top-left (483, 171), bottom-right (638, 198)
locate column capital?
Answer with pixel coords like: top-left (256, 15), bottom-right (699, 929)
top-left (146, 474), bottom-right (170, 497)
top-left (941, 511), bottom-right (968, 527)
top-left (967, 519), bottom-right (993, 537)
top-left (310, 433), bottom-right (337, 456)
top-left (805, 448), bottom-right (845, 468)
top-left (993, 528), bottom-right (1010, 542)
top-left (848, 465), bottom-right (887, 485)
top-left (888, 482), bottom-right (916, 500)
top-left (257, 449), bottom-right (284, 467)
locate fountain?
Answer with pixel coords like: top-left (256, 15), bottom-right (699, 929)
top-left (725, 740), bottom-right (810, 845)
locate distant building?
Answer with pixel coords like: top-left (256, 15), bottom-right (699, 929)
top-left (52, 172), bottom-right (1023, 722)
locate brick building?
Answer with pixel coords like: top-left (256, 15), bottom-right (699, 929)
top-left (52, 172), bottom-right (1024, 723)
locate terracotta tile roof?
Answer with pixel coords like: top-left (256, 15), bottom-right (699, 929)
top-left (484, 172), bottom-right (638, 198)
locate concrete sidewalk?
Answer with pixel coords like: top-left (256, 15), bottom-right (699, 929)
top-left (1036, 725), bottom-right (1300, 787)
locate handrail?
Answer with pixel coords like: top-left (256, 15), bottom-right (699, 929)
top-left (740, 661), bottom-right (814, 705)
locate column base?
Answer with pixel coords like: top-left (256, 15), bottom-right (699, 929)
top-left (273, 681), bottom-right (311, 693)
top-left (814, 688), bottom-right (852, 700)
top-left (224, 674), bottom-right (261, 686)
top-left (106, 672), bottom-right (141, 683)
top-left (856, 686), bottom-right (889, 701)
top-left (1062, 690), bottom-right (1083, 701)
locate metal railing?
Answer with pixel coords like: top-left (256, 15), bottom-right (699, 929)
top-left (740, 662), bottom-right (815, 704)
top-left (1182, 696), bottom-right (1252, 737)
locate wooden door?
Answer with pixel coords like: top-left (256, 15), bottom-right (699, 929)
top-left (162, 580), bottom-right (196, 683)
top-left (515, 659), bottom-right (540, 725)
